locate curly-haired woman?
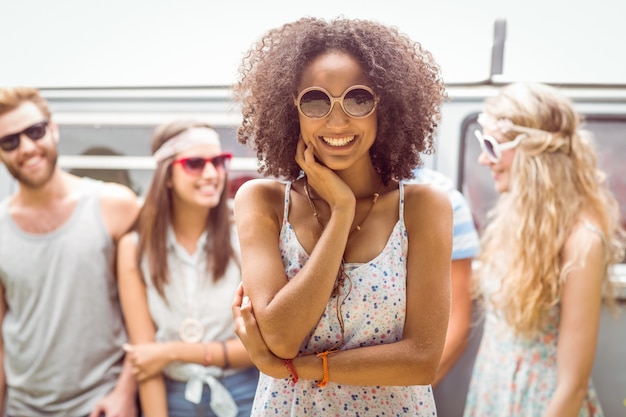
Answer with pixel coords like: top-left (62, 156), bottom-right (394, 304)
top-left (464, 82), bottom-right (625, 417)
top-left (230, 17), bottom-right (453, 416)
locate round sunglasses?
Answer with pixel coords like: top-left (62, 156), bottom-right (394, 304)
top-left (172, 152), bottom-right (233, 176)
top-left (0, 120), bottom-right (49, 152)
top-left (474, 129), bottom-right (526, 163)
top-left (294, 85), bottom-right (378, 119)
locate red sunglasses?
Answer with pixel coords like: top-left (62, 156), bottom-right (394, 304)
top-left (172, 153), bottom-right (232, 176)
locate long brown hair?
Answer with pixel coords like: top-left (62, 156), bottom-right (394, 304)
top-left (135, 120), bottom-right (237, 298)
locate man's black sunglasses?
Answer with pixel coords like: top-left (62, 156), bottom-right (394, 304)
top-left (0, 120), bottom-right (49, 152)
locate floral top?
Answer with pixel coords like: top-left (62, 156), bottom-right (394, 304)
top-left (251, 181), bottom-right (437, 417)
top-left (464, 223), bottom-right (606, 417)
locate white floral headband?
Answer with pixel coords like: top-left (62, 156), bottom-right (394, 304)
top-left (153, 127), bottom-right (221, 162)
top-left (477, 113), bottom-right (552, 137)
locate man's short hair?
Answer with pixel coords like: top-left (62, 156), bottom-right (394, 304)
top-left (0, 87), bottom-right (51, 118)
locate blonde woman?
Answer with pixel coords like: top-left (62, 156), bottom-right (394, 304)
top-left (118, 120), bottom-right (258, 417)
top-left (464, 82), bottom-right (625, 417)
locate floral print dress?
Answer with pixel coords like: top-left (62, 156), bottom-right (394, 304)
top-left (464, 256), bottom-right (605, 417)
top-left (250, 181), bottom-right (437, 417)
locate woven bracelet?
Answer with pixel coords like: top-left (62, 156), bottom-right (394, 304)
top-left (221, 340), bottom-right (230, 369)
top-left (315, 349), bottom-right (337, 388)
top-left (283, 359), bottom-right (299, 385)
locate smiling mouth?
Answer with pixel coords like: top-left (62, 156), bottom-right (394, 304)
top-left (321, 135), bottom-right (356, 147)
top-left (22, 154), bottom-right (44, 167)
top-left (198, 183), bottom-right (218, 192)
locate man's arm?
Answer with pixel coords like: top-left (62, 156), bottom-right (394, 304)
top-left (88, 358), bottom-right (138, 417)
top-left (93, 181), bottom-right (141, 416)
top-left (434, 183), bottom-right (480, 386)
top-left (99, 182), bottom-right (141, 243)
top-left (433, 257), bottom-right (473, 386)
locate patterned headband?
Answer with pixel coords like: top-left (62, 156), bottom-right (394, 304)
top-left (153, 127), bottom-right (221, 162)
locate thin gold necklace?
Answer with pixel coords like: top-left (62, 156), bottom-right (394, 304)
top-left (303, 178), bottom-right (381, 240)
top-left (302, 177), bottom-right (382, 348)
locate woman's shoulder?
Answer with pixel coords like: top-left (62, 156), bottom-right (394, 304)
top-left (572, 216), bottom-right (605, 238)
top-left (402, 181), bottom-right (452, 214)
top-left (562, 214), bottom-right (607, 261)
top-left (571, 211), bottom-right (605, 239)
top-left (235, 178), bottom-right (286, 199)
top-left (117, 232), bottom-right (140, 279)
top-left (233, 178), bottom-right (289, 220)
top-left (118, 231), bottom-right (139, 251)
top-left (402, 181), bottom-right (453, 240)
top-left (401, 181), bottom-right (453, 263)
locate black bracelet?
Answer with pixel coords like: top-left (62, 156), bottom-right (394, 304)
top-left (221, 340), bottom-right (230, 369)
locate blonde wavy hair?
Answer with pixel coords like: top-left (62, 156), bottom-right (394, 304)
top-left (476, 82), bottom-right (625, 338)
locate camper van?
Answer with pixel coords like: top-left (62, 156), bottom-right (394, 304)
top-left (0, 77), bottom-right (622, 416)
top-left (1, 17), bottom-right (625, 417)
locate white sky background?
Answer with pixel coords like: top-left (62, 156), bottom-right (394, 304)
top-left (2, 0), bottom-right (625, 87)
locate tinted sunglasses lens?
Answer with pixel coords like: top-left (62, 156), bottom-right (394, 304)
top-left (483, 137), bottom-right (499, 161)
top-left (182, 158), bottom-right (207, 173)
top-left (299, 90), bottom-right (331, 118)
top-left (180, 155), bottom-right (231, 174)
top-left (24, 122), bottom-right (48, 140)
top-left (0, 121), bottom-right (48, 152)
top-left (0, 135), bottom-right (20, 151)
top-left (211, 154), bottom-right (230, 170)
top-left (343, 88), bottom-right (376, 117)
top-left (475, 130), bottom-right (499, 162)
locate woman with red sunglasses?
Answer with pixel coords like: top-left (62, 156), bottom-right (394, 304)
top-left (117, 120), bottom-right (258, 417)
top-left (465, 82), bottom-right (625, 417)
top-left (230, 17), bottom-right (452, 416)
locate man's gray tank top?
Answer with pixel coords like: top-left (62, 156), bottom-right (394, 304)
top-left (0, 178), bottom-right (127, 416)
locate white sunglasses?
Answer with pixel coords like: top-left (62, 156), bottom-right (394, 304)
top-left (475, 113), bottom-right (555, 162)
top-left (474, 129), bottom-right (527, 163)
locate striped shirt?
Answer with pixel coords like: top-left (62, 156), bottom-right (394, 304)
top-left (410, 168), bottom-right (480, 260)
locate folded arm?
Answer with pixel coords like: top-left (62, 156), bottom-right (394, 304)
top-left (234, 179), bottom-right (353, 359)
top-left (234, 184), bottom-right (452, 386)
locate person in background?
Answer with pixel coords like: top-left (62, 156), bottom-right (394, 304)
top-left (70, 146), bottom-right (141, 195)
top-left (464, 82), bottom-right (625, 417)
top-left (411, 167), bottom-right (480, 389)
top-left (0, 86), bottom-right (140, 416)
top-left (117, 120), bottom-right (258, 417)
top-left (230, 17), bottom-right (452, 416)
